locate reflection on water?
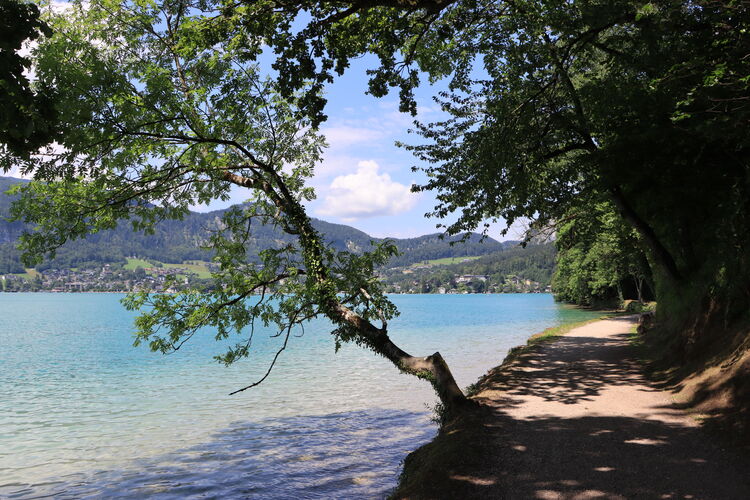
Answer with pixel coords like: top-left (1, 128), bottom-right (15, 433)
top-left (2, 409), bottom-right (432, 499)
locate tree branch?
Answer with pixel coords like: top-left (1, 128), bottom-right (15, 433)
top-left (609, 186), bottom-right (683, 284)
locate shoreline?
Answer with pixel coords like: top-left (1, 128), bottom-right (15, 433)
top-left (467, 314), bottom-right (618, 393)
top-left (391, 313), bottom-right (750, 499)
top-left (391, 312), bottom-right (621, 499)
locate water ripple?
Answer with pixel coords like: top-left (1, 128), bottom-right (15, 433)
top-left (1, 293), bottom-right (600, 498)
top-left (2, 409), bottom-right (434, 499)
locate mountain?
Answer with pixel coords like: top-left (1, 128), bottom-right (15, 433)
top-left (0, 176), bottom-right (509, 273)
top-left (381, 242), bottom-right (557, 294)
top-left (0, 176), bottom-right (28, 246)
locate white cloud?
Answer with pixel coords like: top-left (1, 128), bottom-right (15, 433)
top-left (321, 125), bottom-right (385, 149)
top-left (3, 166), bottom-right (31, 180)
top-left (317, 160), bottom-right (418, 221)
top-left (313, 97), bottom-right (441, 183)
top-left (315, 153), bottom-right (371, 178)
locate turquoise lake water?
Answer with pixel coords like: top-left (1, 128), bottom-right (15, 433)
top-left (0, 293), bottom-right (599, 498)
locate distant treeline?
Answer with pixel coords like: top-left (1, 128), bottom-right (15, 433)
top-left (444, 243), bottom-right (555, 284)
top-left (382, 243), bottom-right (556, 293)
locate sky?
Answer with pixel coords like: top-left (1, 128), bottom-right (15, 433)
top-left (8, 2), bottom-right (519, 241)
top-left (203, 55), bottom-right (518, 240)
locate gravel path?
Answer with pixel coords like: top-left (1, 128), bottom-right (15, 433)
top-left (466, 315), bottom-right (750, 499)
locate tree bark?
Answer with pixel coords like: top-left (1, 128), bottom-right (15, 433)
top-left (609, 186), bottom-right (683, 285)
top-left (332, 301), bottom-right (470, 412)
top-left (227, 170), bottom-right (473, 415)
top-left (635, 277), bottom-right (644, 303)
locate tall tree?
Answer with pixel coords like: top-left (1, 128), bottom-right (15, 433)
top-left (198, 0), bottom-right (747, 294)
top-left (0, 0), bottom-right (56, 160)
top-left (399, 0), bottom-right (750, 355)
top-left (232, 0), bottom-right (747, 356)
top-left (4, 0), bottom-right (470, 413)
top-left (552, 200), bottom-right (654, 306)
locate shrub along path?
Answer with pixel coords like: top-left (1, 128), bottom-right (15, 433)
top-left (396, 316), bottom-right (750, 499)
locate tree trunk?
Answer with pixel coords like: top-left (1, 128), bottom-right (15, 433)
top-left (609, 186), bottom-right (683, 285)
top-left (635, 277), bottom-right (644, 303)
top-left (224, 170), bottom-right (473, 416)
top-left (285, 196), bottom-right (473, 415)
top-left (403, 351), bottom-right (470, 412)
top-left (544, 36), bottom-right (683, 288)
top-left (331, 301), bottom-right (472, 414)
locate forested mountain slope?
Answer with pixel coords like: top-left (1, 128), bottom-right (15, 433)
top-left (0, 176), bottom-right (507, 272)
top-left (381, 243), bottom-right (556, 293)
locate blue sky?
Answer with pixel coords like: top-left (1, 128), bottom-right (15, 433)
top-left (208, 55), bottom-right (517, 241)
top-left (201, 54), bottom-right (451, 238)
top-left (13, 2), bottom-right (517, 241)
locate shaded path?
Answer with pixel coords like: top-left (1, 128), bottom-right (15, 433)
top-left (405, 316), bottom-right (750, 499)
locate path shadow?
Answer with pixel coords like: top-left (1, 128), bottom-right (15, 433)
top-left (1, 409), bottom-right (434, 500)
top-left (480, 332), bottom-right (652, 408)
top-left (440, 412), bottom-right (750, 499)
top-left (413, 320), bottom-right (750, 499)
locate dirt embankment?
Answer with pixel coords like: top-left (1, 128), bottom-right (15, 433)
top-left (640, 309), bottom-right (750, 447)
top-left (393, 316), bottom-right (750, 499)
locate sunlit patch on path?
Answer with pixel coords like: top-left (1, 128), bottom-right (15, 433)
top-left (402, 316), bottom-right (750, 498)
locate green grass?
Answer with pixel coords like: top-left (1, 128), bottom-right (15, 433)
top-left (124, 258), bottom-right (153, 270)
top-left (463, 315), bottom-right (617, 399)
top-left (497, 314), bottom-right (618, 369)
top-left (527, 316), bottom-right (610, 345)
top-left (163, 261), bottom-right (212, 278)
top-left (125, 258), bottom-right (213, 278)
top-left (9, 268), bottom-right (40, 281)
top-left (419, 255), bottom-right (482, 266)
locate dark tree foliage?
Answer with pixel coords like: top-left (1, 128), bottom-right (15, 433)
top-left (449, 244), bottom-right (556, 285)
top-left (225, 0), bottom-right (749, 356)
top-left (0, 0), bottom-right (56, 159)
top-left (0, 243), bottom-right (25, 273)
top-left (0, 176), bottom-right (27, 245)
top-left (381, 243), bottom-right (556, 292)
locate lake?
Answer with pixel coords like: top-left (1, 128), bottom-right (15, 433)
top-left (0, 293), bottom-right (598, 499)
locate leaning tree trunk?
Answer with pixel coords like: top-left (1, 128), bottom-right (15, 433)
top-left (222, 169), bottom-right (473, 415)
top-left (331, 301), bottom-right (471, 413)
top-left (292, 193), bottom-right (472, 414)
top-left (609, 187), bottom-right (683, 286)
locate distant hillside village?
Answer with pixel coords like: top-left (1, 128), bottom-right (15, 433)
top-left (1, 262), bottom-right (549, 295)
top-left (0, 260), bottom-right (217, 293)
top-left (1, 176), bottom-right (556, 294)
top-left (380, 256), bottom-right (552, 295)
top-left (1, 176), bottom-right (555, 294)
top-left (384, 272), bottom-right (550, 294)
top-left (2, 244), bottom-right (554, 295)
